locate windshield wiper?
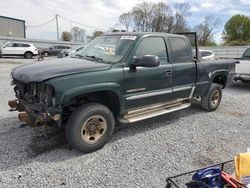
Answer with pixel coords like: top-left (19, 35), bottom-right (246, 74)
top-left (86, 55), bottom-right (104, 62)
top-left (73, 54), bottom-right (85, 58)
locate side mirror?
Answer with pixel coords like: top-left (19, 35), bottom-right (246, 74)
top-left (49, 47), bottom-right (53, 50)
top-left (2, 45), bottom-right (5, 48)
top-left (134, 55), bottom-right (160, 68)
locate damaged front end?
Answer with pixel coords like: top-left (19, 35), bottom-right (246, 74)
top-left (8, 80), bottom-right (61, 127)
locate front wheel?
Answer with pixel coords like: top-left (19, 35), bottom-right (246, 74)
top-left (201, 83), bottom-right (222, 112)
top-left (66, 103), bottom-right (115, 153)
top-left (43, 51), bottom-right (49, 57)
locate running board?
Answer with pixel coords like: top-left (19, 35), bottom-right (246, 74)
top-left (118, 101), bottom-right (191, 123)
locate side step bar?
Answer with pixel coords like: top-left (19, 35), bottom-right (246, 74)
top-left (118, 100), bottom-right (191, 123)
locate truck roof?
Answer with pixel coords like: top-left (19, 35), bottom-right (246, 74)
top-left (103, 32), bottom-right (186, 38)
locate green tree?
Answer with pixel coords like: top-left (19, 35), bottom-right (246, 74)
top-left (93, 31), bottom-right (104, 38)
top-left (61, 31), bottom-right (72, 41)
top-left (223, 14), bottom-right (250, 43)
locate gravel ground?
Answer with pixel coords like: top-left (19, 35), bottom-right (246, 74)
top-left (0, 58), bottom-right (250, 187)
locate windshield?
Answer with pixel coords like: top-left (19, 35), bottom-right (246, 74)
top-left (242, 48), bottom-right (250, 58)
top-left (77, 35), bottom-right (136, 63)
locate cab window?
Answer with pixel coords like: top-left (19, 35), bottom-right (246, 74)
top-left (134, 37), bottom-right (168, 63)
top-left (170, 37), bottom-right (191, 63)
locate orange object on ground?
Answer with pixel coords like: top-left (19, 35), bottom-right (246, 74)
top-left (221, 171), bottom-right (246, 188)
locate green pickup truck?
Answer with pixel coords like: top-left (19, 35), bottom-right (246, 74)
top-left (9, 32), bottom-right (236, 153)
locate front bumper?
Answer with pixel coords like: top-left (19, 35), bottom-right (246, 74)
top-left (8, 99), bottom-right (61, 126)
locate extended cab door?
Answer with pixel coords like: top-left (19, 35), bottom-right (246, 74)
top-left (123, 36), bottom-right (173, 110)
top-left (168, 36), bottom-right (196, 99)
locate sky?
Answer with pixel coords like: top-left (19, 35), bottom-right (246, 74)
top-left (1, 0), bottom-right (250, 43)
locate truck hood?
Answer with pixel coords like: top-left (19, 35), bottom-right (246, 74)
top-left (11, 57), bottom-right (112, 83)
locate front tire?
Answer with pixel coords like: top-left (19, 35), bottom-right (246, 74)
top-left (43, 51), bottom-right (49, 57)
top-left (66, 103), bottom-right (115, 153)
top-left (201, 83), bottom-right (222, 112)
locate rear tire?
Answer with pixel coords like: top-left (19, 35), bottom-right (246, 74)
top-left (43, 51), bottom-right (49, 57)
top-left (24, 52), bottom-right (33, 59)
top-left (201, 83), bottom-right (222, 112)
top-left (66, 103), bottom-right (115, 153)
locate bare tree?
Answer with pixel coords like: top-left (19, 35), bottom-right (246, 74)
top-left (151, 2), bottom-right (173, 32)
top-left (118, 2), bottom-right (191, 33)
top-left (173, 3), bottom-right (191, 32)
top-left (195, 15), bottom-right (221, 46)
top-left (131, 2), bottom-right (155, 32)
top-left (119, 12), bottom-right (133, 32)
top-left (70, 27), bottom-right (86, 42)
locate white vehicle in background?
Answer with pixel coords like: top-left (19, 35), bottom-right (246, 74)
top-left (0, 42), bottom-right (38, 59)
top-left (234, 47), bottom-right (250, 83)
top-left (200, 50), bottom-right (217, 61)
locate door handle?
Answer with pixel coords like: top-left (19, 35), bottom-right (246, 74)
top-left (164, 70), bottom-right (172, 77)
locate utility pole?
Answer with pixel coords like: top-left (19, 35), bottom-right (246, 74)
top-left (55, 14), bottom-right (59, 41)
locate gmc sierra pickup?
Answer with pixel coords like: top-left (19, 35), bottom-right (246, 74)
top-left (9, 32), bottom-right (236, 153)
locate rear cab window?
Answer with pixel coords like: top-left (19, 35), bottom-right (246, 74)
top-left (169, 37), bottom-right (192, 63)
top-left (133, 37), bottom-right (168, 63)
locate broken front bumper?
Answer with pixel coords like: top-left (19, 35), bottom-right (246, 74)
top-left (8, 99), bottom-right (61, 127)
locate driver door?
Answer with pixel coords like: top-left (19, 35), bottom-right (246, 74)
top-left (123, 36), bottom-right (173, 110)
top-left (2, 43), bottom-right (14, 55)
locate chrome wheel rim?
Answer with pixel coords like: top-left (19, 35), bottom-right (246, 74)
top-left (211, 90), bottom-right (220, 106)
top-left (81, 115), bottom-right (107, 144)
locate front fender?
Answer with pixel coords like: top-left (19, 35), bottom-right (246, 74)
top-left (60, 82), bottom-right (123, 107)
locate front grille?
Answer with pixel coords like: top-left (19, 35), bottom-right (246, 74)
top-left (14, 80), bottom-right (54, 107)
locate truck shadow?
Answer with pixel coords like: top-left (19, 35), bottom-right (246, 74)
top-left (230, 82), bottom-right (250, 91)
top-left (0, 104), bottom-right (204, 171)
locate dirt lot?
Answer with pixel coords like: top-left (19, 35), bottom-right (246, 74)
top-left (0, 57), bottom-right (250, 187)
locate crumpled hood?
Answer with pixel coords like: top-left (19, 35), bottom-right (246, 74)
top-left (11, 57), bottom-right (111, 83)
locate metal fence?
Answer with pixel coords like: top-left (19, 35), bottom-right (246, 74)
top-left (0, 36), bottom-right (85, 49)
top-left (199, 46), bottom-right (250, 58)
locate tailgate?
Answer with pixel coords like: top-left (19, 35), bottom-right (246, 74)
top-left (235, 60), bottom-right (250, 74)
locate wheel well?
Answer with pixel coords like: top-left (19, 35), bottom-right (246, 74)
top-left (43, 51), bottom-right (50, 55)
top-left (62, 91), bottom-right (120, 124)
top-left (24, 51), bottom-right (33, 55)
top-left (213, 74), bottom-right (227, 88)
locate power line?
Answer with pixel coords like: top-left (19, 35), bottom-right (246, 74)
top-left (58, 15), bottom-right (106, 31)
top-left (26, 17), bottom-right (56, 27)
